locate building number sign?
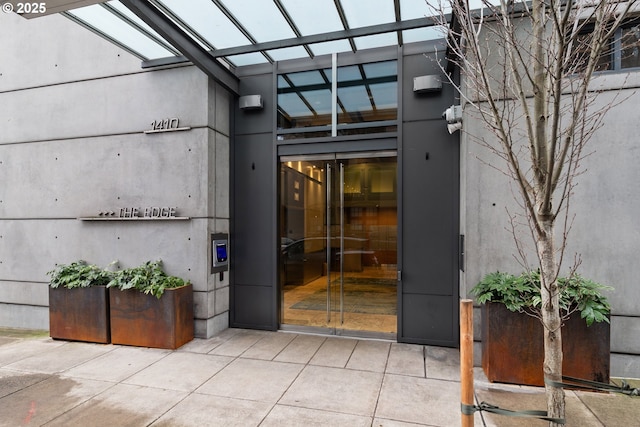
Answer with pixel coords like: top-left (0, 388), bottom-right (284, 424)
top-left (144, 118), bottom-right (191, 134)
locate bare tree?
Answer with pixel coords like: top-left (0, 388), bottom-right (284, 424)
top-left (432, 0), bottom-right (637, 424)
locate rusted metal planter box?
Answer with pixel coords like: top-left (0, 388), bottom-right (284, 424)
top-left (481, 302), bottom-right (610, 386)
top-left (109, 284), bottom-right (194, 349)
top-left (49, 286), bottom-right (110, 344)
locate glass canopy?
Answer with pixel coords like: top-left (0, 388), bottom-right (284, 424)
top-left (62, 0), bottom-right (472, 68)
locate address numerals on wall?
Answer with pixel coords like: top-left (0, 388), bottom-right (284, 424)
top-left (144, 118), bottom-right (191, 134)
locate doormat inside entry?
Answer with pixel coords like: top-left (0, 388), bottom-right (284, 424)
top-left (290, 278), bottom-right (397, 315)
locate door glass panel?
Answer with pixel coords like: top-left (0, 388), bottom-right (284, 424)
top-left (279, 154), bottom-right (397, 337)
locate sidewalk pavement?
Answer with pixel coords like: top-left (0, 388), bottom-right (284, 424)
top-left (0, 328), bottom-right (638, 426)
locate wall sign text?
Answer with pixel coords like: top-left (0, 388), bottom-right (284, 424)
top-left (79, 207), bottom-right (189, 221)
top-left (144, 118), bottom-right (191, 134)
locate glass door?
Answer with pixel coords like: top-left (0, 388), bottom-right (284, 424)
top-left (279, 152), bottom-right (397, 338)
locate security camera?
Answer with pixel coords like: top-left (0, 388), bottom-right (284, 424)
top-left (443, 105), bottom-right (462, 122)
top-left (447, 122), bottom-right (463, 134)
top-left (442, 105), bottom-right (462, 134)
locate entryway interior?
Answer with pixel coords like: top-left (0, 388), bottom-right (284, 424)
top-left (279, 153), bottom-right (397, 338)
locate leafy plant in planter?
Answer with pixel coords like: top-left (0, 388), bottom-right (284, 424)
top-left (473, 271), bottom-right (612, 386)
top-left (106, 260), bottom-right (189, 298)
top-left (472, 270), bottom-right (611, 326)
top-left (48, 260), bottom-right (114, 289)
top-left (47, 260), bottom-right (114, 343)
top-left (107, 260), bottom-right (194, 349)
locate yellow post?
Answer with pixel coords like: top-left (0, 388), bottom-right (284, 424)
top-left (460, 299), bottom-right (474, 427)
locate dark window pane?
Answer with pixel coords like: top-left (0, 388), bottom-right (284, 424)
top-left (621, 25), bottom-right (640, 69)
top-left (277, 61), bottom-right (397, 138)
top-left (337, 61), bottom-right (397, 126)
top-left (573, 31), bottom-right (612, 73)
top-left (277, 69), bottom-right (332, 130)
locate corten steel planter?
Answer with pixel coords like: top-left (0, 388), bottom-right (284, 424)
top-left (109, 284), bottom-right (194, 349)
top-left (481, 302), bottom-right (610, 386)
top-left (49, 286), bottom-right (110, 344)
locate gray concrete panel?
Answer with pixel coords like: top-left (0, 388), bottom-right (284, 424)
top-left (611, 315), bottom-right (640, 354)
top-left (0, 303), bottom-right (48, 329)
top-left (193, 291), bottom-right (215, 320)
top-left (611, 353), bottom-right (640, 379)
top-left (214, 132), bottom-right (230, 218)
top-left (211, 312), bottom-right (230, 336)
top-left (209, 80), bottom-right (231, 137)
top-left (0, 131), bottom-right (210, 218)
top-left (0, 218), bottom-right (209, 285)
top-left (215, 286), bottom-right (229, 314)
top-left (0, 66), bottom-right (209, 144)
top-left (0, 13), bottom-right (141, 92)
top-left (462, 88), bottom-right (640, 360)
top-left (562, 92), bottom-right (640, 316)
top-left (0, 281), bottom-right (48, 306)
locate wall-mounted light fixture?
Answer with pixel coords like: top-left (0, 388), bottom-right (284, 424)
top-left (413, 75), bottom-right (442, 93)
top-left (239, 95), bottom-right (263, 110)
top-left (442, 105), bottom-right (462, 134)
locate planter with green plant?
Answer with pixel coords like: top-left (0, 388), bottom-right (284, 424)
top-left (47, 260), bottom-right (113, 343)
top-left (472, 271), bottom-right (611, 386)
top-left (107, 260), bottom-right (194, 349)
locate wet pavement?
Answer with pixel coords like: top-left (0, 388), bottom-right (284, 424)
top-left (0, 328), bottom-right (638, 426)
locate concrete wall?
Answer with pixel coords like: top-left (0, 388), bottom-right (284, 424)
top-left (0, 12), bottom-right (231, 338)
top-left (460, 26), bottom-right (640, 376)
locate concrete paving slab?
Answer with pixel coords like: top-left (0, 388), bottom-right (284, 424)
top-left (5, 341), bottom-right (113, 374)
top-left (425, 346), bottom-right (460, 381)
top-left (123, 352), bottom-right (234, 392)
top-left (386, 343), bottom-right (425, 377)
top-left (207, 329), bottom-right (267, 357)
top-left (0, 337), bottom-right (66, 367)
top-left (0, 337), bottom-right (18, 346)
top-left (197, 358), bottom-right (304, 403)
top-left (371, 418), bottom-right (432, 426)
top-left (151, 393), bottom-right (273, 427)
top-left (574, 389), bottom-right (640, 427)
top-left (176, 328), bottom-right (242, 354)
top-left (2, 329), bottom-right (638, 427)
top-left (347, 339), bottom-right (391, 373)
top-left (62, 346), bottom-right (170, 382)
top-left (309, 336), bottom-right (357, 367)
top-left (474, 384), bottom-right (602, 426)
top-left (262, 404), bottom-right (372, 427)
top-left (0, 375), bottom-right (113, 426)
top-left (376, 374), bottom-right (468, 426)
top-left (44, 383), bottom-right (188, 427)
top-left (0, 368), bottom-right (49, 398)
top-left (280, 364), bottom-right (383, 416)
top-left (273, 333), bottom-right (327, 364)
top-left (239, 331), bottom-right (296, 360)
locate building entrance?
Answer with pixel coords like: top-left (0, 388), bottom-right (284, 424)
top-left (279, 152), bottom-right (397, 338)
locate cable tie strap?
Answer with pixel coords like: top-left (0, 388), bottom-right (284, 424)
top-left (545, 376), bottom-right (640, 397)
top-left (461, 402), bottom-right (565, 424)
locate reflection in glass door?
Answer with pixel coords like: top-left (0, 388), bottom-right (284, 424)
top-left (279, 153), bottom-right (397, 338)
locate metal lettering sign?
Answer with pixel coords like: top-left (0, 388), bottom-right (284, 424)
top-left (78, 207), bottom-right (189, 221)
top-left (144, 118), bottom-right (191, 134)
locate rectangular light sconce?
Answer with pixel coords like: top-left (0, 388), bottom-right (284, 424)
top-left (239, 94), bottom-right (263, 110)
top-left (413, 75), bottom-right (442, 93)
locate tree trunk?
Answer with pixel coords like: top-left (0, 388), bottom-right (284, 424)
top-left (537, 218), bottom-right (565, 426)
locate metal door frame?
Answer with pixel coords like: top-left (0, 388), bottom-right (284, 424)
top-left (278, 151), bottom-right (398, 340)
